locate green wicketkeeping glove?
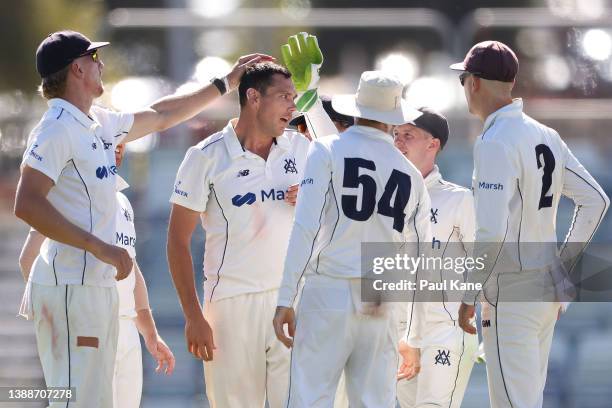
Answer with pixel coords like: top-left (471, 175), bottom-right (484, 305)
top-left (281, 32), bottom-right (324, 112)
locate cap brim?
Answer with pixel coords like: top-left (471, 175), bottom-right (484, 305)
top-left (332, 95), bottom-right (422, 126)
top-left (87, 41), bottom-right (110, 52)
top-left (289, 114), bottom-right (305, 127)
top-left (449, 62), bottom-right (467, 72)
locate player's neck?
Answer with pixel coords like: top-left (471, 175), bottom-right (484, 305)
top-left (477, 97), bottom-right (513, 123)
top-left (354, 118), bottom-right (391, 134)
top-left (60, 86), bottom-right (94, 116)
top-left (420, 161), bottom-right (435, 179)
top-left (234, 116), bottom-right (274, 160)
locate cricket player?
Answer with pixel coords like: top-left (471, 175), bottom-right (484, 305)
top-left (289, 94), bottom-right (354, 141)
top-left (452, 41), bottom-right (610, 408)
top-left (19, 143), bottom-right (175, 408)
top-left (273, 70), bottom-right (431, 407)
top-left (166, 61), bottom-right (311, 407)
top-left (393, 108), bottom-right (478, 408)
top-left (14, 29), bottom-right (270, 407)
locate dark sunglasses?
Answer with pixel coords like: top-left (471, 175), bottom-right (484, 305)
top-left (79, 50), bottom-right (99, 63)
top-left (459, 72), bottom-right (483, 86)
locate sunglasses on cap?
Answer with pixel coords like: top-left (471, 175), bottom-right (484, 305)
top-left (79, 50), bottom-right (99, 63)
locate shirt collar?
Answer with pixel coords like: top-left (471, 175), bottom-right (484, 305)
top-left (423, 165), bottom-right (442, 188)
top-left (115, 175), bottom-right (129, 192)
top-left (222, 119), bottom-right (293, 158)
top-left (349, 125), bottom-right (394, 145)
top-left (482, 98), bottom-right (524, 134)
top-left (48, 98), bottom-right (98, 130)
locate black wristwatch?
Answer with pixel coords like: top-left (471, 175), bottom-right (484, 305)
top-left (211, 77), bottom-right (227, 95)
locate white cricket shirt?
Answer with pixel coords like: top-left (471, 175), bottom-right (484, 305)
top-left (115, 176), bottom-right (137, 318)
top-left (170, 120), bottom-right (311, 302)
top-left (21, 98), bottom-right (134, 287)
top-left (465, 98), bottom-right (609, 303)
top-left (417, 166), bottom-right (475, 330)
top-left (277, 125), bottom-right (432, 308)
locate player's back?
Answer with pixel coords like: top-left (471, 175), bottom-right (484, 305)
top-left (475, 104), bottom-right (577, 270)
top-left (308, 124), bottom-right (430, 278)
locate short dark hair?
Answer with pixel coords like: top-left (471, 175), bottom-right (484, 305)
top-left (238, 62), bottom-right (291, 107)
top-left (38, 64), bottom-right (70, 99)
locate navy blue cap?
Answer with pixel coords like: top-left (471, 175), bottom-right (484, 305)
top-left (36, 30), bottom-right (109, 77)
top-left (290, 95), bottom-right (354, 127)
top-left (411, 107), bottom-right (449, 149)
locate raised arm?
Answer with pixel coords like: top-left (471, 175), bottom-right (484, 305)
top-left (125, 54), bottom-right (273, 142)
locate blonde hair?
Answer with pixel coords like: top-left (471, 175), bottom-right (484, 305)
top-left (38, 65), bottom-right (70, 99)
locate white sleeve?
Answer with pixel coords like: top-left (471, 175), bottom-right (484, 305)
top-left (96, 107), bottom-right (134, 147)
top-left (458, 190), bottom-right (476, 253)
top-left (404, 181), bottom-right (433, 348)
top-left (277, 140), bottom-right (332, 307)
top-left (169, 146), bottom-right (212, 213)
top-left (21, 122), bottom-right (72, 184)
top-left (463, 140), bottom-right (519, 304)
top-left (303, 97), bottom-right (338, 139)
top-left (559, 143), bottom-right (609, 266)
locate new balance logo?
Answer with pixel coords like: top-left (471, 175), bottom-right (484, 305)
top-left (482, 319), bottom-right (491, 328)
top-left (96, 165), bottom-right (118, 179)
top-left (237, 169), bottom-right (250, 177)
top-left (232, 193), bottom-right (256, 207)
top-left (434, 350), bottom-right (451, 366)
top-left (101, 139), bottom-right (112, 150)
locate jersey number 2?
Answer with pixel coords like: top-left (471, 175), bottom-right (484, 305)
top-left (535, 144), bottom-right (555, 209)
top-left (341, 158), bottom-right (411, 232)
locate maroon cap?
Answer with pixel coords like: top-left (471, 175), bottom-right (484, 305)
top-left (450, 40), bottom-right (518, 82)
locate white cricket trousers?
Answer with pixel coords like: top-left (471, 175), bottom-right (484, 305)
top-left (288, 275), bottom-right (398, 408)
top-left (481, 271), bottom-right (560, 408)
top-left (203, 289), bottom-right (290, 408)
top-left (396, 322), bottom-right (478, 408)
top-left (113, 318), bottom-right (142, 408)
top-left (32, 283), bottom-right (118, 408)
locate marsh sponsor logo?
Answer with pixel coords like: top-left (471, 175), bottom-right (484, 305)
top-left (231, 188), bottom-right (287, 206)
top-left (116, 232), bottom-right (136, 248)
top-left (478, 181), bottom-right (503, 190)
top-left (232, 192), bottom-right (256, 207)
top-left (96, 165), bottom-right (118, 179)
top-left (261, 188), bottom-right (285, 202)
top-left (301, 178), bottom-right (313, 186)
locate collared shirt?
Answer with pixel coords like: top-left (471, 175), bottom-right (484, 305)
top-left (170, 120), bottom-right (311, 302)
top-left (277, 125), bottom-right (432, 308)
top-left (115, 176), bottom-right (137, 318)
top-left (22, 98), bottom-right (134, 287)
top-left (465, 98), bottom-right (609, 303)
top-left (421, 166), bottom-right (475, 324)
